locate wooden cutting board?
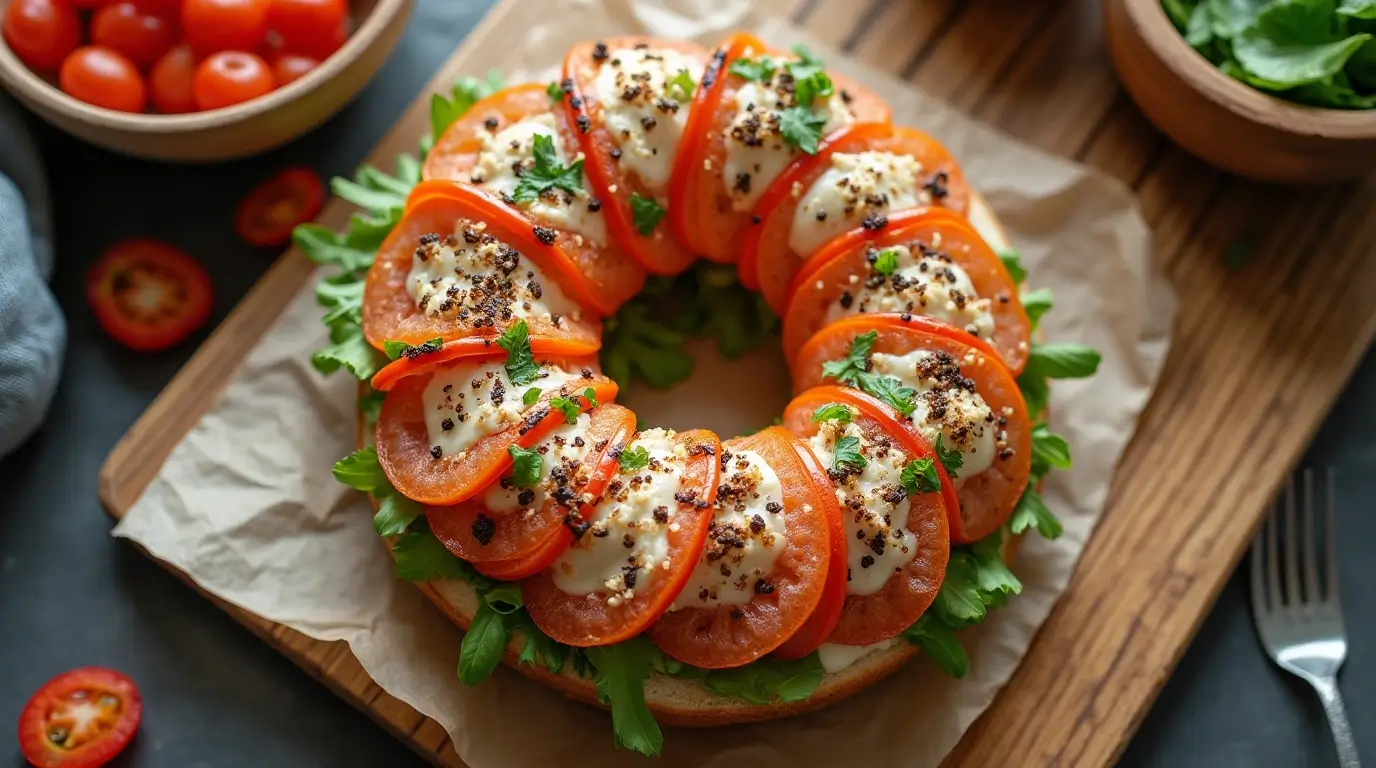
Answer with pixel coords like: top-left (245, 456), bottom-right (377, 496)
top-left (99, 0), bottom-right (1376, 765)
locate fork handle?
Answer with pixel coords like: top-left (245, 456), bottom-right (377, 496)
top-left (1312, 676), bottom-right (1361, 768)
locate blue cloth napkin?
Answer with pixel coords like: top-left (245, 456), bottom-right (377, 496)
top-left (0, 95), bottom-right (64, 459)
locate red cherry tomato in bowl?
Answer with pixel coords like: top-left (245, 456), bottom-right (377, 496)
top-left (271, 53), bottom-right (318, 85)
top-left (235, 166), bottom-right (325, 246)
top-left (2, 0), bottom-right (81, 72)
top-left (182, 0), bottom-right (270, 54)
top-left (86, 239), bottom-right (214, 352)
top-left (18, 667), bottom-right (142, 768)
top-left (91, 2), bottom-right (177, 71)
top-left (192, 51), bottom-right (275, 110)
top-left (266, 0), bottom-right (347, 55)
top-left (59, 47), bottom-right (148, 113)
top-left (149, 44), bottom-right (196, 114)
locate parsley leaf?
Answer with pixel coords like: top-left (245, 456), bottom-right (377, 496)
top-left (1009, 487), bottom-right (1063, 539)
top-left (727, 56), bottom-right (777, 81)
top-left (872, 248), bottom-right (900, 275)
top-left (312, 329), bottom-right (386, 381)
top-left (812, 403), bottom-right (853, 423)
top-left (1021, 287), bottom-right (1054, 330)
top-left (934, 434), bottom-right (964, 479)
top-left (512, 134), bottom-right (583, 203)
top-left (373, 493), bottom-right (421, 538)
top-left (391, 520), bottom-right (495, 587)
top-left (859, 373), bottom-right (917, 418)
top-left (496, 320), bottom-right (541, 386)
top-left (900, 457), bottom-right (942, 495)
top-left (831, 435), bottom-right (867, 473)
top-left (548, 389), bottom-right (595, 424)
top-left (619, 445), bottom-right (650, 472)
top-left (1030, 422), bottom-right (1073, 476)
top-left (902, 614), bottom-right (969, 678)
top-left (1025, 342), bottom-right (1101, 380)
top-left (458, 601), bottom-right (512, 685)
top-left (546, 80), bottom-right (564, 101)
top-left (522, 386), bottom-right (542, 406)
top-left (382, 336), bottom-right (443, 361)
top-left (585, 637), bottom-right (663, 757)
top-left (779, 106), bottom-right (828, 154)
top-left (629, 194), bottom-right (667, 236)
top-left (582, 386), bottom-right (599, 409)
top-left (821, 331), bottom-right (876, 384)
top-left (508, 444), bottom-right (543, 487)
top-left (933, 552), bottom-right (986, 626)
top-left (666, 69), bottom-right (695, 101)
top-left (484, 583), bottom-right (525, 614)
top-left (332, 447), bottom-right (386, 493)
top-left (997, 248), bottom-right (1027, 284)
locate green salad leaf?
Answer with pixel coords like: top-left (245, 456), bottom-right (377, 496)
top-left (812, 403), bottom-right (853, 424)
top-left (391, 520), bottom-right (496, 588)
top-left (629, 194), bottom-right (667, 236)
top-left (459, 601), bottom-right (512, 685)
top-left (513, 134), bottom-right (584, 203)
top-left (585, 637), bottom-right (663, 757)
top-left (701, 653), bottom-right (825, 704)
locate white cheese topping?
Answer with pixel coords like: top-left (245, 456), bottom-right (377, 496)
top-left (482, 413), bottom-right (594, 514)
top-left (405, 220), bottom-right (581, 328)
top-left (550, 429), bottom-right (687, 603)
top-left (468, 113), bottom-right (607, 246)
top-left (817, 638), bottom-right (900, 673)
top-left (869, 349), bottom-right (998, 480)
top-left (593, 46), bottom-right (703, 191)
top-left (807, 417), bottom-right (919, 595)
top-left (722, 56), bottom-right (854, 212)
top-left (822, 241), bottom-right (994, 341)
top-left (789, 151), bottom-right (928, 259)
top-left (671, 449), bottom-right (787, 610)
top-left (421, 360), bottom-right (586, 459)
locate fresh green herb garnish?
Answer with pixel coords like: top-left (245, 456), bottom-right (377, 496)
top-left (872, 248), bottom-right (900, 275)
top-left (819, 331), bottom-right (917, 416)
top-left (862, 374), bottom-right (917, 417)
top-left (512, 134), bottom-right (584, 203)
top-left (548, 388), bottom-right (596, 424)
top-left (508, 444), bottom-right (543, 487)
top-left (585, 637), bottom-right (663, 757)
top-left (997, 248), bottom-right (1028, 283)
top-left (382, 337), bottom-right (443, 361)
top-left (831, 434), bottom-right (867, 473)
top-left (496, 320), bottom-right (541, 386)
top-left (619, 445), bottom-right (650, 472)
top-left (900, 457), bottom-right (942, 495)
top-left (666, 69), bottom-right (695, 101)
top-left (812, 403), bottom-right (853, 423)
top-left (522, 387), bottom-right (542, 406)
top-left (629, 194), bottom-right (667, 236)
top-left (546, 80), bottom-right (564, 101)
top-left (727, 55), bottom-right (778, 81)
top-left (431, 70), bottom-right (504, 140)
top-left (934, 434), bottom-right (964, 478)
top-left (779, 106), bottom-right (829, 154)
top-left (820, 330), bottom-right (875, 382)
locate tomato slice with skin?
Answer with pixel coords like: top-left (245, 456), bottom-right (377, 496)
top-left (421, 84), bottom-right (646, 316)
top-left (647, 427), bottom-right (834, 668)
top-left (428, 402), bottom-right (636, 564)
top-left (792, 314), bottom-right (1032, 543)
top-left (561, 37), bottom-right (708, 276)
top-left (781, 206), bottom-right (1030, 374)
top-left (86, 239), bottom-right (213, 352)
top-left (783, 385), bottom-right (952, 645)
top-left (362, 180), bottom-right (603, 353)
top-left (742, 123), bottom-right (971, 312)
top-left (523, 428), bottom-right (721, 647)
top-left (236, 166), bottom-right (325, 247)
top-left (668, 32), bottom-right (891, 268)
top-left (19, 667), bottom-right (142, 768)
top-left (470, 526), bottom-right (572, 581)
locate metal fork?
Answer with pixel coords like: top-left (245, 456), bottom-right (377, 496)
top-left (1250, 468), bottom-right (1361, 768)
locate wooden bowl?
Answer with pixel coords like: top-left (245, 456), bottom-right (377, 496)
top-left (0, 0), bottom-right (412, 162)
top-left (1105, 0), bottom-right (1376, 183)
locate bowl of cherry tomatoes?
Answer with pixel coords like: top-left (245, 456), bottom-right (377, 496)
top-left (0, 0), bottom-right (412, 161)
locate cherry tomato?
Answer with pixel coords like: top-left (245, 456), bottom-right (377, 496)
top-left (271, 53), bottom-right (317, 85)
top-left (91, 2), bottom-right (176, 71)
top-left (59, 47), bottom-right (148, 113)
top-left (181, 0), bottom-right (269, 54)
top-left (129, 0), bottom-right (182, 14)
top-left (149, 44), bottom-right (195, 113)
top-left (266, 0), bottom-right (345, 56)
top-left (286, 16), bottom-right (345, 59)
top-left (2, 0), bottom-right (81, 72)
top-left (192, 51), bottom-right (274, 111)
top-left (86, 239), bottom-right (214, 352)
top-left (18, 667), bottom-right (142, 768)
top-left (68, 0), bottom-right (108, 8)
top-left (234, 166), bottom-right (325, 246)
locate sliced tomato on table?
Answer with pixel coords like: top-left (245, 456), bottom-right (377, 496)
top-left (421, 84), bottom-right (646, 315)
top-left (362, 180), bottom-right (602, 353)
top-left (560, 37), bottom-right (709, 276)
top-left (792, 314), bottom-right (1032, 543)
top-left (780, 206), bottom-right (1030, 373)
top-left (782, 386), bottom-right (951, 646)
top-left (648, 427), bottom-right (837, 668)
top-left (667, 31), bottom-right (891, 267)
top-left (523, 428), bottom-right (721, 647)
top-left (235, 166), bottom-right (325, 247)
top-left (19, 667), bottom-right (142, 768)
top-left (86, 238), bottom-right (213, 352)
top-left (742, 123), bottom-right (971, 313)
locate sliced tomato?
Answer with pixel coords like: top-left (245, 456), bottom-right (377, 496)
top-left (668, 32), bottom-right (891, 268)
top-left (428, 402), bottom-right (635, 564)
top-left (19, 667), bottom-right (141, 768)
top-left (561, 37), bottom-right (708, 276)
top-left (470, 526), bottom-right (572, 581)
top-left (782, 386), bottom-right (951, 646)
top-left (780, 206), bottom-right (1030, 374)
top-left (647, 427), bottom-right (834, 668)
top-left (86, 239), bottom-right (213, 352)
top-left (792, 314), bottom-right (1032, 543)
top-left (421, 84), bottom-right (646, 315)
top-left (361, 180), bottom-right (602, 353)
top-left (235, 166), bottom-right (325, 247)
top-left (523, 428), bottom-right (721, 647)
top-left (742, 124), bottom-right (971, 312)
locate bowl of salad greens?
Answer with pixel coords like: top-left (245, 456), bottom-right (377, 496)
top-left (1105, 0), bottom-right (1376, 182)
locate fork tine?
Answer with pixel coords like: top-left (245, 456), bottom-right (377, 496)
top-left (1250, 516), bottom-right (1268, 616)
top-left (1268, 491), bottom-right (1283, 607)
top-left (1283, 475), bottom-right (1300, 606)
top-left (1325, 468), bottom-right (1340, 604)
top-left (1302, 468), bottom-right (1320, 604)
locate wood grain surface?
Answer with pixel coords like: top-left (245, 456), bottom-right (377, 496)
top-left (99, 0), bottom-right (1376, 765)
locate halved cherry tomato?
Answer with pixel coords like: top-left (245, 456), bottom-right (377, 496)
top-left (18, 667), bottom-right (142, 768)
top-left (60, 47), bottom-right (148, 113)
top-left (792, 314), bottom-right (1032, 543)
top-left (235, 166), bottom-right (324, 247)
top-left (560, 37), bottom-right (708, 276)
top-left (91, 2), bottom-right (177, 71)
top-left (742, 123), bottom-right (971, 313)
top-left (648, 427), bottom-right (834, 668)
top-left (362, 180), bottom-right (603, 355)
top-left (192, 51), bottom-right (274, 111)
top-left (87, 239), bottom-right (213, 352)
top-left (667, 32), bottom-right (892, 268)
top-left (149, 44), bottom-right (197, 114)
top-left (266, 0), bottom-right (345, 57)
top-left (422, 84), bottom-right (646, 316)
top-left (781, 207), bottom-right (1030, 374)
top-left (430, 403), bottom-right (635, 569)
top-left (523, 428), bottom-right (721, 647)
top-left (181, 0), bottom-right (270, 54)
top-left (782, 385), bottom-right (951, 645)
top-left (271, 53), bottom-right (318, 85)
top-left (2, 0), bottom-right (81, 72)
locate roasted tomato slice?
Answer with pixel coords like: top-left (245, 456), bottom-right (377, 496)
top-left (19, 667), bottom-right (142, 768)
top-left (783, 386), bottom-right (951, 646)
top-left (648, 427), bottom-right (835, 668)
top-left (668, 32), bottom-right (891, 268)
top-left (781, 206), bottom-right (1029, 374)
top-left (428, 402), bottom-right (635, 564)
top-left (561, 37), bottom-right (709, 276)
top-left (793, 314), bottom-right (1032, 543)
top-left (742, 123), bottom-right (971, 312)
top-left (86, 239), bottom-right (213, 352)
top-left (523, 428), bottom-right (721, 647)
top-left (421, 84), bottom-right (646, 315)
top-left (235, 166), bottom-right (325, 247)
top-left (362, 180), bottom-right (602, 352)
top-left (374, 345), bottom-right (617, 506)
